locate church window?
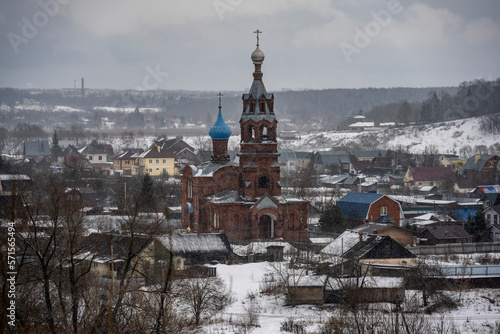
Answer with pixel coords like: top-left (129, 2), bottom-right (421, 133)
top-left (260, 125), bottom-right (268, 140)
top-left (188, 180), bottom-right (193, 198)
top-left (249, 101), bottom-right (255, 114)
top-left (213, 212), bottom-right (219, 228)
top-left (259, 176), bottom-right (270, 188)
top-left (239, 174), bottom-right (244, 188)
top-left (248, 125), bottom-right (255, 140)
top-left (260, 100), bottom-right (266, 113)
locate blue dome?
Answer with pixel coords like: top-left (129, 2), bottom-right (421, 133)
top-left (209, 107), bottom-right (232, 140)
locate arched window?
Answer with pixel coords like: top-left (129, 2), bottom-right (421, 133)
top-left (259, 176), bottom-right (270, 188)
top-left (248, 125), bottom-right (255, 140)
top-left (239, 173), bottom-right (245, 188)
top-left (260, 100), bottom-right (266, 113)
top-left (188, 180), bottom-right (193, 198)
top-left (260, 125), bottom-right (268, 140)
top-left (249, 101), bottom-right (255, 114)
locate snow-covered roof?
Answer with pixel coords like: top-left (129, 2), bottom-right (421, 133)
top-left (320, 230), bottom-right (365, 257)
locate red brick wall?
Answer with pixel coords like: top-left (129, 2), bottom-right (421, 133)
top-left (368, 196), bottom-right (402, 226)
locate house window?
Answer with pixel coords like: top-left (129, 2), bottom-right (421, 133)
top-left (487, 214), bottom-right (491, 223)
top-left (163, 159), bottom-right (166, 163)
top-left (125, 160), bottom-right (130, 165)
top-left (98, 155), bottom-right (102, 161)
top-left (156, 159), bottom-right (159, 163)
top-left (93, 262), bottom-right (98, 268)
top-left (156, 168), bottom-right (159, 170)
top-left (380, 206), bottom-right (388, 216)
top-left (149, 168), bottom-right (152, 173)
top-left (495, 215), bottom-right (498, 224)
top-left (89, 156), bottom-right (93, 160)
top-left (149, 159), bottom-right (153, 163)
top-left (163, 168), bottom-right (166, 172)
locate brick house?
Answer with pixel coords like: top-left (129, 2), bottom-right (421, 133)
top-left (181, 38), bottom-right (308, 243)
top-left (463, 153), bottom-right (500, 179)
top-left (403, 166), bottom-right (455, 188)
top-left (113, 149), bottom-right (143, 175)
top-left (336, 192), bottom-right (404, 226)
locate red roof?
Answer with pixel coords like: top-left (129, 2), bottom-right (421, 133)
top-left (408, 167), bottom-right (455, 182)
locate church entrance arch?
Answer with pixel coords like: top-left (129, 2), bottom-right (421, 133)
top-left (258, 214), bottom-right (275, 239)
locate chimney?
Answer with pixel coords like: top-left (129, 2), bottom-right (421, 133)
top-left (81, 77), bottom-right (85, 97)
top-left (157, 145), bottom-right (160, 153)
top-left (474, 153), bottom-right (481, 164)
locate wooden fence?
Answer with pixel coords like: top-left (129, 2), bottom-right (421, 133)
top-left (407, 241), bottom-right (500, 255)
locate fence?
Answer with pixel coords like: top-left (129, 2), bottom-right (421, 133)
top-left (436, 265), bottom-right (500, 278)
top-left (407, 241), bottom-right (500, 255)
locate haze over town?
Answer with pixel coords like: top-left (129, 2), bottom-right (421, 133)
top-left (1, 1), bottom-right (500, 334)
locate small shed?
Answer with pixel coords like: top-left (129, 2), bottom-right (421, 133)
top-left (287, 275), bottom-right (326, 306)
top-left (325, 276), bottom-right (405, 304)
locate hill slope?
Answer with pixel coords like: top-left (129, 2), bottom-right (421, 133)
top-left (279, 115), bottom-right (499, 154)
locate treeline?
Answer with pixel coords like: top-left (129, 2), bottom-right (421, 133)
top-left (360, 79), bottom-right (500, 127)
top-left (1, 86), bottom-right (460, 129)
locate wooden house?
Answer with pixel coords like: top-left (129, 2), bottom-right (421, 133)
top-left (417, 225), bottom-right (472, 245)
top-left (350, 222), bottom-right (414, 246)
top-left (319, 230), bottom-right (416, 267)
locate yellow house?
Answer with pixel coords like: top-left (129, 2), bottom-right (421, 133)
top-left (437, 154), bottom-right (466, 171)
top-left (403, 166), bottom-right (455, 188)
top-left (135, 145), bottom-right (179, 176)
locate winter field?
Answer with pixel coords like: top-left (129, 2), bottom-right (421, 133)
top-left (196, 258), bottom-right (500, 334)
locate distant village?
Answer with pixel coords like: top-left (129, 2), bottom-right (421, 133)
top-left (1, 37), bottom-right (500, 332)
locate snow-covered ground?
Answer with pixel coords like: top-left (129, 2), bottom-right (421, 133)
top-left (195, 259), bottom-right (500, 334)
top-left (278, 116), bottom-right (499, 154)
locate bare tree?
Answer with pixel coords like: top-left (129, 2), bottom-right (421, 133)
top-left (266, 260), bottom-right (309, 307)
top-left (175, 276), bottom-right (232, 326)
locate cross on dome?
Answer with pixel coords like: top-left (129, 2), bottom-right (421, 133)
top-left (253, 29), bottom-right (262, 47)
top-left (217, 92), bottom-right (223, 107)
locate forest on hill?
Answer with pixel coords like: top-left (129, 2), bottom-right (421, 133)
top-left (0, 79), bottom-right (498, 135)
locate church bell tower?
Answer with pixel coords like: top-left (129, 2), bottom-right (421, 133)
top-left (238, 30), bottom-right (281, 200)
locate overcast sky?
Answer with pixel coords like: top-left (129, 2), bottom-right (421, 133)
top-left (1, 0), bottom-right (499, 91)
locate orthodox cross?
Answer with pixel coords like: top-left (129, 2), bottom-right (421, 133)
top-left (253, 29), bottom-right (262, 47)
top-left (217, 92), bottom-right (223, 107)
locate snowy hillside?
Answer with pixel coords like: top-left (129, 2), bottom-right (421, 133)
top-left (278, 115), bottom-right (499, 154)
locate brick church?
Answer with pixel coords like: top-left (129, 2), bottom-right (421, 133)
top-left (181, 33), bottom-right (309, 243)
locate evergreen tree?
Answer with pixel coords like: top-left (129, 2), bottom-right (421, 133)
top-left (141, 173), bottom-right (156, 211)
top-left (465, 212), bottom-right (488, 242)
top-left (319, 202), bottom-right (346, 234)
top-left (51, 130), bottom-right (62, 157)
